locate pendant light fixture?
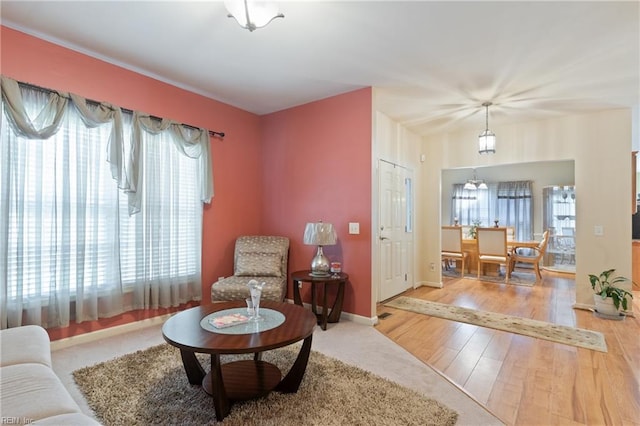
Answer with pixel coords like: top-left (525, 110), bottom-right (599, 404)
top-left (478, 101), bottom-right (496, 154)
top-left (464, 169), bottom-right (488, 190)
top-left (225, 0), bottom-right (284, 32)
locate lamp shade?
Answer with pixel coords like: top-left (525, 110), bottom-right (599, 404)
top-left (478, 129), bottom-right (496, 154)
top-left (478, 102), bottom-right (496, 154)
top-left (303, 222), bottom-right (337, 246)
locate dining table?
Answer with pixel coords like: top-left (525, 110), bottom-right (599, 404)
top-left (459, 238), bottom-right (541, 275)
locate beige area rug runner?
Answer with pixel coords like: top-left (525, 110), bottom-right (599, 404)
top-left (385, 297), bottom-right (607, 353)
top-left (73, 343), bottom-right (458, 426)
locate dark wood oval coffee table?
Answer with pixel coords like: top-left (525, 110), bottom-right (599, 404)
top-left (162, 301), bottom-right (316, 421)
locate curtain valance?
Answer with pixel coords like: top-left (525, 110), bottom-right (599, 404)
top-left (129, 111), bottom-right (213, 214)
top-left (497, 181), bottom-right (532, 199)
top-left (1, 77), bottom-right (68, 139)
top-left (0, 76), bottom-right (214, 214)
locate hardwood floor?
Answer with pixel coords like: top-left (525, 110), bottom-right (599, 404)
top-left (375, 271), bottom-right (640, 426)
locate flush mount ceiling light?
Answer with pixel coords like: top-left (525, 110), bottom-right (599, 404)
top-left (464, 169), bottom-right (488, 190)
top-left (225, 0), bottom-right (284, 32)
top-left (478, 101), bottom-right (496, 154)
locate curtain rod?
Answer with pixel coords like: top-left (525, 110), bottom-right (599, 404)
top-left (15, 80), bottom-right (225, 139)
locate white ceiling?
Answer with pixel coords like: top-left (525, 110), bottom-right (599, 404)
top-left (2, 1), bottom-right (639, 136)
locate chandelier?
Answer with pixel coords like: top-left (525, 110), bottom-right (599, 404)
top-left (225, 0), bottom-right (284, 32)
top-left (478, 101), bottom-right (496, 154)
top-left (464, 169), bottom-right (488, 190)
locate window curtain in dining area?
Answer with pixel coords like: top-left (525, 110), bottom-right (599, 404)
top-left (450, 183), bottom-right (498, 226)
top-left (496, 181), bottom-right (533, 241)
top-left (450, 180), bottom-right (533, 241)
top-left (0, 76), bottom-right (211, 329)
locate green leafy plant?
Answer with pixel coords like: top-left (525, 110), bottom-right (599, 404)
top-left (588, 269), bottom-right (634, 311)
top-left (468, 219), bottom-right (482, 239)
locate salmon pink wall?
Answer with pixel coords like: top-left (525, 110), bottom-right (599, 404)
top-left (260, 89), bottom-right (373, 319)
top-left (1, 26), bottom-right (264, 339)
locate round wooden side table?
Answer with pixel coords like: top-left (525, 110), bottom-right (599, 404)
top-left (291, 270), bottom-right (348, 330)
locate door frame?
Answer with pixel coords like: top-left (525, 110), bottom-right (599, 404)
top-left (372, 158), bottom-right (415, 311)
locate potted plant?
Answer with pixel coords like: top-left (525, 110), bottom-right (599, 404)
top-left (588, 269), bottom-right (634, 316)
top-left (468, 219), bottom-right (482, 239)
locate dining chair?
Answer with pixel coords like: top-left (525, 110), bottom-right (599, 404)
top-left (509, 230), bottom-right (549, 281)
top-left (476, 227), bottom-right (510, 281)
top-left (441, 226), bottom-right (467, 277)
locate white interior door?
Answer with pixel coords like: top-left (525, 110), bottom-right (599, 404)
top-left (378, 160), bottom-right (413, 301)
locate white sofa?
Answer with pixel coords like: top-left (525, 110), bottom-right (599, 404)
top-left (0, 325), bottom-right (101, 425)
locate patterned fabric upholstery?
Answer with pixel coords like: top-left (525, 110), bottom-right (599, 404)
top-left (211, 236), bottom-right (290, 302)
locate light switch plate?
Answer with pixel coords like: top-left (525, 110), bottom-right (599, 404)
top-left (594, 225), bottom-right (604, 236)
top-left (349, 222), bottom-right (360, 234)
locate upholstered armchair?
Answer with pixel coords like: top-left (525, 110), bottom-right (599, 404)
top-left (211, 236), bottom-right (290, 302)
top-left (509, 230), bottom-right (550, 281)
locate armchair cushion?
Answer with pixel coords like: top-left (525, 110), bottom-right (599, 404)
top-left (236, 252), bottom-right (282, 277)
top-left (211, 276), bottom-right (285, 302)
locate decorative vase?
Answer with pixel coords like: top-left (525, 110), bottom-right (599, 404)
top-left (248, 280), bottom-right (265, 321)
top-left (593, 294), bottom-right (619, 317)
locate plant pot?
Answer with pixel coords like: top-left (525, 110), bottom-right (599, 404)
top-left (593, 294), bottom-right (620, 317)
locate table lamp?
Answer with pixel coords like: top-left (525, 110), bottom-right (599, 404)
top-left (303, 222), bottom-right (337, 276)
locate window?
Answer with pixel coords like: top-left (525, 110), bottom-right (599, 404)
top-left (1, 79), bottom-right (208, 328)
top-left (2, 89), bottom-right (121, 301)
top-left (451, 181), bottom-right (533, 240)
top-left (405, 177), bottom-right (413, 233)
top-left (118, 128), bottom-right (202, 290)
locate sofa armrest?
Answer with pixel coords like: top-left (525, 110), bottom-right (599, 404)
top-left (1, 325), bottom-right (52, 368)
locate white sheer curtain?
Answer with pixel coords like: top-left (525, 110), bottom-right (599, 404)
top-left (496, 181), bottom-right (533, 240)
top-left (1, 79), bottom-right (124, 328)
top-left (450, 183), bottom-right (498, 227)
top-left (1, 76), bottom-right (210, 329)
top-left (125, 112), bottom-right (205, 310)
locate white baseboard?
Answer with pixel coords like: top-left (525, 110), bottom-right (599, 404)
top-left (50, 303), bottom-right (377, 351)
top-left (50, 314), bottom-right (173, 351)
top-left (416, 280), bottom-right (443, 289)
top-left (572, 302), bottom-right (635, 317)
top-left (342, 311), bottom-right (378, 326)
top-left (572, 302), bottom-right (594, 312)
top-left (283, 297), bottom-right (377, 326)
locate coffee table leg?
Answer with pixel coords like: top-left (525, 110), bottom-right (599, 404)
top-left (274, 334), bottom-right (313, 393)
top-left (210, 354), bottom-right (230, 420)
top-left (180, 349), bottom-right (205, 385)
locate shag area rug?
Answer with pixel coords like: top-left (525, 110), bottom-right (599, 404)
top-left (385, 297), bottom-right (607, 353)
top-left (73, 343), bottom-right (458, 426)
